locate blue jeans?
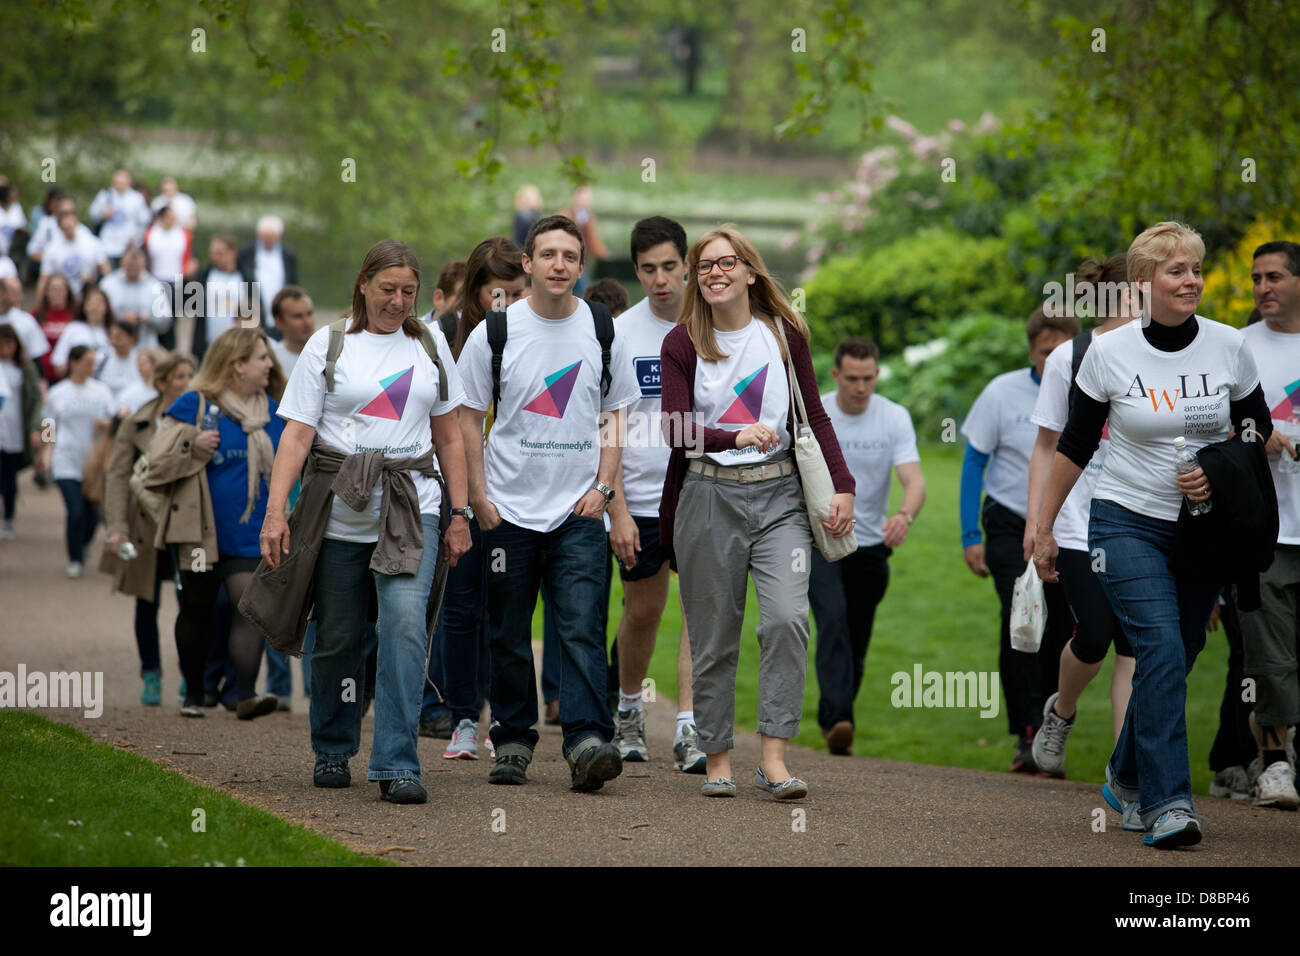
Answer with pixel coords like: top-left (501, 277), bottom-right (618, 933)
top-left (1089, 498), bottom-right (1220, 827)
top-left (309, 514), bottom-right (441, 781)
top-left (541, 545), bottom-right (616, 709)
top-left (433, 517), bottom-right (490, 724)
top-left (55, 478), bottom-right (99, 563)
top-left (484, 513), bottom-right (614, 754)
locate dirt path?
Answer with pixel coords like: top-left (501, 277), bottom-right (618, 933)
top-left (4, 471), bottom-right (1299, 866)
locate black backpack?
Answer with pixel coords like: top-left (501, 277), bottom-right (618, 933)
top-left (436, 311), bottom-right (458, 347)
top-left (487, 302), bottom-right (615, 417)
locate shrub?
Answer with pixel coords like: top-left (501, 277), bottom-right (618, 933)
top-left (803, 228), bottom-right (1036, 357)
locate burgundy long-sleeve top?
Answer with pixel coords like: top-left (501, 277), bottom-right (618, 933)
top-left (657, 318), bottom-right (855, 548)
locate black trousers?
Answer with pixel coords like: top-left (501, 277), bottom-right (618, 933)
top-left (1209, 588), bottom-right (1258, 771)
top-left (809, 543), bottom-right (891, 731)
top-left (983, 497), bottom-right (1072, 737)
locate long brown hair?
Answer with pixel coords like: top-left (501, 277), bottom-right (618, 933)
top-left (452, 236), bottom-right (524, 359)
top-left (682, 224), bottom-right (809, 362)
top-left (190, 326), bottom-right (285, 402)
top-left (0, 323), bottom-right (27, 366)
top-left (35, 274), bottom-right (76, 324)
top-left (345, 240), bottom-right (424, 340)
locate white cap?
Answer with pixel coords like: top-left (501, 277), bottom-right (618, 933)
top-left (1173, 436), bottom-right (1187, 450)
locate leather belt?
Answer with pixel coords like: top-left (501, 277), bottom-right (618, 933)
top-left (687, 457), bottom-right (795, 483)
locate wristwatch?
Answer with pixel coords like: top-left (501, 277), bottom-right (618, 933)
top-left (593, 482), bottom-right (616, 503)
top-left (898, 510), bottom-right (914, 525)
top-left (451, 505), bottom-right (475, 521)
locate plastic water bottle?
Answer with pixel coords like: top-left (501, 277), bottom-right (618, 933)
top-left (1173, 436), bottom-right (1211, 516)
top-left (117, 541), bottom-right (138, 561)
top-left (200, 402), bottom-right (219, 432)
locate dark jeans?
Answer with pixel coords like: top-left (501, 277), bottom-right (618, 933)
top-left (1209, 589), bottom-right (1257, 771)
top-left (134, 548), bottom-right (175, 675)
top-left (983, 497), bottom-right (1072, 737)
top-left (809, 543), bottom-right (891, 731)
top-left (485, 513), bottom-right (615, 754)
top-left (0, 449), bottom-right (23, 521)
top-left (203, 584), bottom-right (236, 703)
top-left (429, 517), bottom-right (490, 724)
top-left (541, 543), bottom-right (616, 709)
top-left (55, 478), bottom-right (99, 563)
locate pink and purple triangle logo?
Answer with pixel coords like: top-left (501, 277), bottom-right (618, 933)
top-left (358, 365), bottom-right (414, 420)
top-left (524, 361), bottom-right (582, 418)
top-left (1269, 377), bottom-right (1300, 423)
top-left (718, 363), bottom-right (768, 424)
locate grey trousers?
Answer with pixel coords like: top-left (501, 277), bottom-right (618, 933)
top-left (674, 468), bottom-right (813, 754)
top-left (1237, 544), bottom-right (1300, 727)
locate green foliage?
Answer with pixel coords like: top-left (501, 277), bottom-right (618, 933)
top-left (878, 314), bottom-right (1029, 440)
top-left (803, 228), bottom-right (1035, 356)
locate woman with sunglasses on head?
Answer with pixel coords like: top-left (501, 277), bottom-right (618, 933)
top-left (659, 224), bottom-right (855, 799)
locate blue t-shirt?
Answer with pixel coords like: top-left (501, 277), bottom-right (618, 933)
top-left (165, 391), bottom-right (284, 558)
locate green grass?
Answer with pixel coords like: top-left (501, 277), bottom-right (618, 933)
top-left (584, 441), bottom-right (1230, 795)
top-left (0, 712), bottom-right (388, 866)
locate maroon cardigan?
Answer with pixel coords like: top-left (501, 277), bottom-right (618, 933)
top-left (658, 318), bottom-right (855, 549)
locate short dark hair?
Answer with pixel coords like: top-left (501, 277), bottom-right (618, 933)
top-left (67, 344), bottom-right (92, 365)
top-left (1026, 305), bottom-right (1079, 341)
top-left (111, 318), bottom-right (140, 340)
top-left (1253, 241), bottom-right (1300, 277)
top-left (630, 216), bottom-right (687, 267)
top-left (524, 214), bottom-right (584, 263)
top-left (834, 337), bottom-right (879, 367)
top-left (584, 278), bottom-right (629, 316)
top-left (271, 284), bottom-right (309, 320)
top-left (435, 260), bottom-right (467, 297)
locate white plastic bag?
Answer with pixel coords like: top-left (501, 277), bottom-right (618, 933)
top-left (1010, 560), bottom-right (1046, 652)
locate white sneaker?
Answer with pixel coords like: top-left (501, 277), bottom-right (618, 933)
top-left (442, 718), bottom-right (479, 760)
top-left (66, 562), bottom-right (83, 578)
top-left (1031, 692), bottom-right (1073, 776)
top-left (0, 521), bottom-right (14, 540)
top-left (614, 707), bottom-right (648, 762)
top-left (1209, 765), bottom-right (1251, 800)
top-left (1254, 760), bottom-right (1300, 810)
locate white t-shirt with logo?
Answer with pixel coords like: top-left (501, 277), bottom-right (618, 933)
top-left (692, 318), bottom-right (792, 467)
top-left (100, 271), bottom-right (172, 348)
top-left (2, 308), bottom-right (50, 361)
top-left (1031, 335), bottom-right (1110, 552)
top-left (0, 362), bottom-right (19, 452)
top-left (90, 187), bottom-right (150, 258)
top-left (51, 322), bottom-right (111, 370)
top-left (40, 231), bottom-right (107, 296)
top-left (616, 297), bottom-right (677, 516)
top-left (1241, 321), bottom-right (1300, 545)
top-left (279, 324), bottom-right (465, 542)
top-left (458, 296), bottom-right (640, 533)
top-left (823, 391), bottom-right (919, 548)
top-left (1077, 316), bottom-right (1259, 522)
top-left (42, 378), bottom-right (116, 480)
top-left (962, 367), bottom-right (1041, 518)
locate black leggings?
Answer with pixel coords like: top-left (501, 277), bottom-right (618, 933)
top-left (1056, 547), bottom-right (1133, 663)
top-left (175, 560), bottom-right (263, 703)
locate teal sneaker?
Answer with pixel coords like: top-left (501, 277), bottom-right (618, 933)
top-left (141, 671), bottom-right (162, 707)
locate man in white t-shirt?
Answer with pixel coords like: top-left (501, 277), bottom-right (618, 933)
top-left (269, 285), bottom-right (315, 377)
top-left (960, 307), bottom-right (1076, 772)
top-left (150, 176), bottom-right (197, 231)
top-left (0, 276), bottom-right (49, 366)
top-left (600, 216), bottom-right (707, 773)
top-left (238, 216), bottom-right (298, 332)
top-left (457, 214), bottom-right (639, 792)
top-left (809, 337), bottom-right (925, 755)
top-left (37, 212), bottom-right (108, 298)
top-left (99, 249), bottom-right (173, 349)
top-left (88, 170), bottom-right (151, 264)
top-left (1238, 240), bottom-right (1300, 810)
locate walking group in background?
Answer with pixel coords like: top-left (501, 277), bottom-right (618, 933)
top-left (2, 163), bottom-right (1296, 846)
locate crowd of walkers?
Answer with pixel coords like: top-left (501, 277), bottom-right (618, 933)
top-left (2, 166), bottom-right (1296, 847)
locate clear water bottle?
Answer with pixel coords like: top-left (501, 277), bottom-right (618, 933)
top-left (1173, 436), bottom-right (1212, 516)
top-left (117, 541), bottom-right (138, 561)
top-left (200, 402), bottom-right (219, 432)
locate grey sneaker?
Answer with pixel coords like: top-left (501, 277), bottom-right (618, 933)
top-left (1209, 765), bottom-right (1251, 800)
top-left (673, 724), bottom-right (707, 774)
top-left (1031, 692), bottom-right (1073, 777)
top-left (567, 736), bottom-right (623, 792)
top-left (1102, 771), bottom-right (1143, 832)
top-left (1143, 808), bottom-right (1202, 848)
top-left (754, 766), bottom-right (808, 800)
top-left (701, 777), bottom-right (736, 797)
top-left (443, 718), bottom-right (479, 760)
top-left (488, 741), bottom-right (532, 785)
top-left (614, 708), bottom-right (648, 762)
top-left (1254, 760), bottom-right (1300, 810)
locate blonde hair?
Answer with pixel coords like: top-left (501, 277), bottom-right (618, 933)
top-left (1127, 222), bottom-right (1206, 283)
top-left (190, 327), bottom-right (285, 402)
top-left (682, 224), bottom-right (810, 362)
top-left (151, 350), bottom-right (196, 390)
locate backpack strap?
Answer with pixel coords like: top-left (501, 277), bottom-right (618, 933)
top-left (590, 301), bottom-right (614, 399)
top-left (1067, 331), bottom-right (1092, 415)
top-left (437, 311), bottom-right (458, 347)
top-left (487, 309), bottom-right (508, 417)
top-left (415, 321), bottom-right (450, 402)
top-left (324, 318), bottom-right (349, 393)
